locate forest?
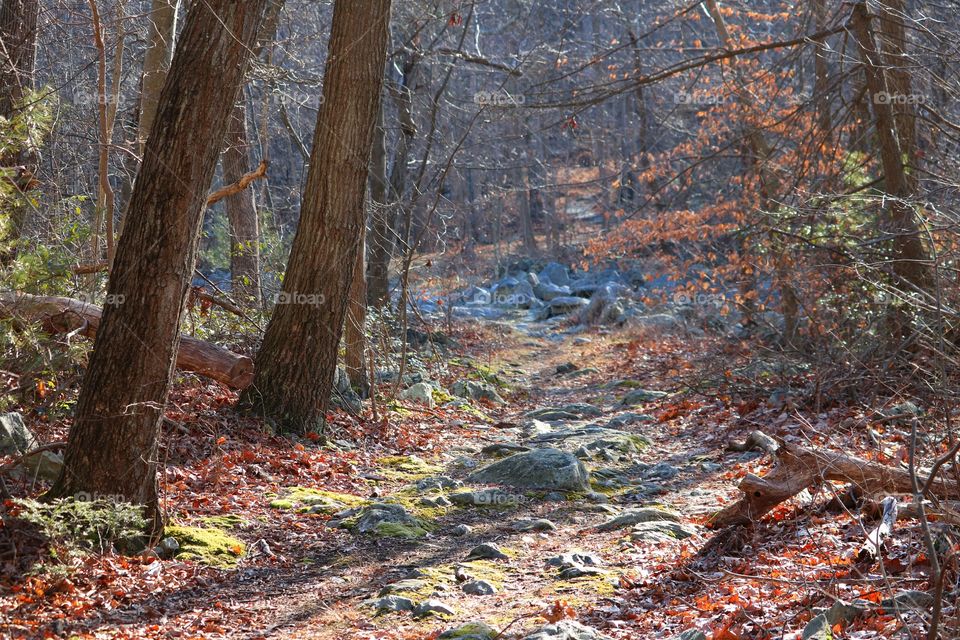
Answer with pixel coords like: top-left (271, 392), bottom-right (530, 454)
top-left (1, 0), bottom-right (959, 638)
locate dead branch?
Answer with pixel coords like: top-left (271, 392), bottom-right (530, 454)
top-left (206, 159), bottom-right (268, 206)
top-left (709, 431), bottom-right (960, 528)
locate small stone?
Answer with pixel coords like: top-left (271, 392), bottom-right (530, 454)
top-left (400, 382), bottom-right (437, 408)
top-left (555, 363), bottom-right (579, 375)
top-left (596, 507), bottom-right (682, 532)
top-left (511, 518), bottom-right (557, 532)
top-left (629, 520), bottom-right (697, 542)
top-left (801, 613), bottom-right (831, 640)
top-left (673, 631), bottom-right (707, 640)
top-left (620, 388), bottom-right (668, 406)
top-left (370, 595), bottom-right (415, 612)
top-left (158, 537), bottom-right (180, 555)
top-left (413, 599), bottom-right (455, 617)
top-left (449, 488), bottom-right (519, 507)
top-left (449, 524), bottom-right (473, 537)
top-left (543, 492), bottom-right (567, 502)
top-left (522, 620), bottom-right (612, 639)
top-left (417, 476), bottom-right (463, 492)
top-left (379, 579), bottom-right (429, 596)
top-left (481, 442), bottom-right (531, 457)
top-left (465, 543), bottom-right (509, 561)
top-left (546, 552), bottom-right (602, 569)
top-left (462, 579), bottom-right (498, 595)
top-left (420, 495), bottom-right (453, 508)
top-left (880, 590), bottom-right (935, 612)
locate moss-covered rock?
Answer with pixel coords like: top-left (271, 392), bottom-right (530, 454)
top-left (378, 455), bottom-right (443, 481)
top-left (268, 487), bottom-right (368, 513)
top-left (164, 525), bottom-right (246, 568)
top-left (201, 514), bottom-right (246, 529)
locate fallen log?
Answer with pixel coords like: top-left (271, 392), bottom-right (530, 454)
top-left (709, 431), bottom-right (960, 528)
top-left (0, 292), bottom-right (253, 389)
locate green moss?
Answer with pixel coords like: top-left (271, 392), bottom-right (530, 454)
top-left (546, 572), bottom-right (618, 598)
top-left (201, 514), bottom-right (246, 529)
top-left (164, 525), bottom-right (246, 568)
top-left (269, 487), bottom-right (368, 513)
top-left (373, 521), bottom-right (429, 538)
top-left (377, 455), bottom-right (442, 481)
top-left (432, 387), bottom-right (456, 404)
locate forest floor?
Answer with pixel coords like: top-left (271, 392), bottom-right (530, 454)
top-left (0, 301), bottom-right (941, 639)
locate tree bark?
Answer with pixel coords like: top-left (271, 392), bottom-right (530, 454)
top-left (239, 0), bottom-right (391, 433)
top-left (344, 232), bottom-right (368, 395)
top-left (46, 0), bottom-right (269, 533)
top-left (0, 292), bottom-right (253, 389)
top-left (0, 0), bottom-right (39, 254)
top-left (850, 1), bottom-right (930, 293)
top-left (222, 102), bottom-right (262, 306)
top-left (137, 0), bottom-right (180, 154)
top-left (366, 53), bottom-right (416, 308)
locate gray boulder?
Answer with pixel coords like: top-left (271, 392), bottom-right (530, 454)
top-left (539, 262), bottom-right (571, 286)
top-left (534, 296), bottom-right (589, 320)
top-left (462, 579), bottom-right (498, 595)
top-left (629, 520), bottom-right (697, 542)
top-left (451, 380), bottom-right (506, 405)
top-left (0, 412), bottom-right (37, 455)
top-left (400, 382), bottom-right (436, 408)
top-left (492, 277), bottom-right (536, 308)
top-left (620, 388), bottom-right (668, 405)
top-left (535, 281), bottom-right (573, 302)
top-left (628, 313), bottom-right (684, 333)
top-left (468, 448), bottom-right (590, 492)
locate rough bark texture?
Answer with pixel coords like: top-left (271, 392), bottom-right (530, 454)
top-left (47, 0), bottom-right (269, 531)
top-left (223, 103), bottom-right (262, 306)
top-left (0, 293), bottom-right (253, 388)
top-left (850, 1), bottom-right (930, 293)
top-left (240, 0), bottom-right (391, 433)
top-left (0, 0), bottom-right (38, 119)
top-left (343, 232), bottom-right (368, 394)
top-left (137, 0), bottom-right (179, 153)
top-left (0, 0), bottom-right (39, 252)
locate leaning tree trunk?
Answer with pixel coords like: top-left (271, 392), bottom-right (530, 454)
top-left (137, 0), bottom-right (179, 154)
top-left (47, 0), bottom-right (269, 533)
top-left (223, 102), bottom-right (262, 306)
top-left (239, 0), bottom-right (391, 433)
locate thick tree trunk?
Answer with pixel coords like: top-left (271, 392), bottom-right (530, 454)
top-left (240, 0), bottom-right (391, 433)
top-left (0, 293), bottom-right (253, 388)
top-left (137, 0), bottom-right (180, 154)
top-left (223, 102), bottom-right (262, 306)
top-left (46, 0), bottom-right (269, 533)
top-left (0, 0), bottom-right (38, 119)
top-left (850, 1), bottom-right (930, 293)
top-left (0, 0), bottom-right (39, 254)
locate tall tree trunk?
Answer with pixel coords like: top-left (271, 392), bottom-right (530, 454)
top-left (223, 102), bottom-right (262, 306)
top-left (0, 0), bottom-right (39, 253)
top-left (47, 0), bottom-right (270, 533)
top-left (239, 0), bottom-right (391, 433)
top-left (850, 1), bottom-right (930, 293)
top-left (366, 53), bottom-right (416, 307)
top-left (343, 232), bottom-right (368, 394)
top-left (137, 0), bottom-right (180, 154)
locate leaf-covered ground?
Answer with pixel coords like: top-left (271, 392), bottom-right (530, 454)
top-left (0, 318), bottom-right (946, 639)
